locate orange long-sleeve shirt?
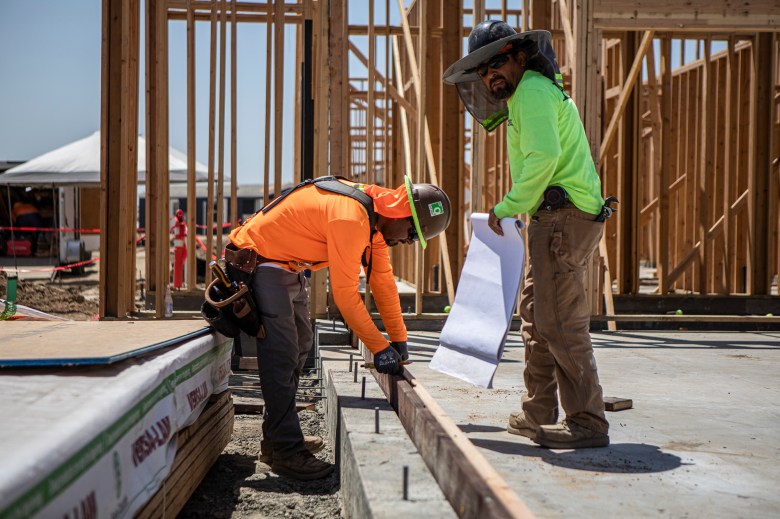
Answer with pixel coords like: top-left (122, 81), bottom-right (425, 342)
top-left (228, 184), bottom-right (407, 353)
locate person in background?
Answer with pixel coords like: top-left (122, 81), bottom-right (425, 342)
top-left (444, 21), bottom-right (611, 449)
top-left (170, 209), bottom-right (187, 289)
top-left (225, 175), bottom-right (452, 479)
top-left (12, 196), bottom-right (43, 254)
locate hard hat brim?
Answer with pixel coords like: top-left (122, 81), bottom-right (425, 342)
top-left (442, 30), bottom-right (549, 85)
top-left (404, 175), bottom-right (428, 249)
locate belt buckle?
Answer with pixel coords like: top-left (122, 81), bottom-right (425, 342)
top-left (292, 261), bottom-right (313, 270)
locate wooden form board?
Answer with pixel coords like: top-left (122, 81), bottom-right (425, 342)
top-left (0, 321), bottom-right (211, 367)
top-left (371, 367), bottom-right (534, 519)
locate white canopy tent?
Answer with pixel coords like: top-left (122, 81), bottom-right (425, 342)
top-left (0, 131), bottom-right (208, 186)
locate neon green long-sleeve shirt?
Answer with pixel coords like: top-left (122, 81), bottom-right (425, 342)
top-left (493, 70), bottom-right (603, 219)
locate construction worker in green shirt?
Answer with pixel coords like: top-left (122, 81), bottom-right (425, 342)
top-left (444, 20), bottom-right (614, 449)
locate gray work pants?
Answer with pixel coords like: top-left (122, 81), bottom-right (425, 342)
top-left (520, 205), bottom-right (609, 434)
top-left (249, 266), bottom-right (314, 459)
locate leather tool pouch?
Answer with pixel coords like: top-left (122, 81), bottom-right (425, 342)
top-left (202, 278), bottom-right (266, 339)
top-left (224, 243), bottom-right (258, 274)
top-left (201, 281), bottom-right (242, 338)
top-left (201, 250), bottom-right (267, 339)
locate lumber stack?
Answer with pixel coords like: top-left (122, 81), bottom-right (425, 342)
top-left (135, 390), bottom-right (234, 518)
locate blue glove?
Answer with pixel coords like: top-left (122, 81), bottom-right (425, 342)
top-left (374, 345), bottom-right (403, 375)
top-left (390, 341), bottom-right (409, 361)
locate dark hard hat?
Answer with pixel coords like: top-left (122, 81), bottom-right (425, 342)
top-left (468, 20), bottom-right (517, 54)
top-left (404, 176), bottom-right (452, 250)
top-left (443, 20), bottom-right (534, 87)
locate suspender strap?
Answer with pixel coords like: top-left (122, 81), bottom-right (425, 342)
top-left (261, 176), bottom-right (377, 227)
top-left (255, 176), bottom-right (378, 281)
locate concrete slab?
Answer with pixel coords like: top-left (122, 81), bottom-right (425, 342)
top-left (401, 330), bottom-right (780, 518)
top-left (326, 369), bottom-right (456, 518)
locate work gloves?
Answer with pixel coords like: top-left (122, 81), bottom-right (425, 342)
top-left (390, 341), bottom-right (409, 361)
top-left (373, 345), bottom-right (404, 375)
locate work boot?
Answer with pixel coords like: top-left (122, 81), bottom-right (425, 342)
top-left (259, 435), bottom-right (325, 464)
top-left (506, 411), bottom-right (537, 439)
top-left (534, 419), bottom-right (609, 449)
top-left (271, 451), bottom-right (335, 481)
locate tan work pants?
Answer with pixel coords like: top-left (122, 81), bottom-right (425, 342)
top-left (520, 205), bottom-right (609, 434)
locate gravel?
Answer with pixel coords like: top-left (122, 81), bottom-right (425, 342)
top-left (179, 371), bottom-right (343, 518)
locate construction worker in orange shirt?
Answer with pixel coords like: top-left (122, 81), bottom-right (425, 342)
top-left (12, 197), bottom-right (44, 255)
top-left (224, 175), bottom-right (452, 480)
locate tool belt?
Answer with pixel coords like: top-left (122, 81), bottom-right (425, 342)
top-left (200, 249), bottom-right (266, 339)
top-left (538, 187), bottom-right (619, 223)
top-left (224, 242), bottom-right (260, 273)
top-left (224, 242), bottom-right (320, 274)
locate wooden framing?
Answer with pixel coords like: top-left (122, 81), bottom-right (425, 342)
top-left (102, 0), bottom-right (779, 322)
top-left (100, 0), bottom-right (140, 318)
top-left (186, 0), bottom-right (197, 292)
top-left (592, 1), bottom-right (779, 32)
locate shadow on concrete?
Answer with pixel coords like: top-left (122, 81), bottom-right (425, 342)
top-left (470, 438), bottom-right (682, 473)
top-left (458, 423), bottom-right (507, 434)
top-left (408, 341), bottom-right (524, 364)
top-left (595, 332), bottom-right (780, 350)
top-left (338, 395), bottom-right (392, 411)
top-left (407, 334), bottom-right (441, 347)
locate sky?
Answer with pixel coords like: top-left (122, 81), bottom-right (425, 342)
top-left (0, 0), bottom-right (404, 186)
top-left (0, 1), bottom-right (722, 185)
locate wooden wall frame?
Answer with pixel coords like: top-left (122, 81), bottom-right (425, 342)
top-left (101, 0), bottom-right (779, 321)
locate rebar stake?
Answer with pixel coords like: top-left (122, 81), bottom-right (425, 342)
top-left (374, 406), bottom-right (380, 433)
top-left (361, 376), bottom-right (366, 399)
top-left (403, 466), bottom-right (409, 500)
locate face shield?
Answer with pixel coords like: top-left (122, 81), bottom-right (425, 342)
top-left (443, 30), bottom-right (564, 132)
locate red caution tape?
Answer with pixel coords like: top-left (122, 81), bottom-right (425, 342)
top-left (0, 226), bottom-right (101, 234)
top-left (0, 257), bottom-right (100, 274)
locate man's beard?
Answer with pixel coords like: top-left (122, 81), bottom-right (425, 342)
top-left (488, 79), bottom-right (515, 101)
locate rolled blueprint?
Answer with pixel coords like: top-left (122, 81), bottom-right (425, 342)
top-left (429, 213), bottom-right (525, 388)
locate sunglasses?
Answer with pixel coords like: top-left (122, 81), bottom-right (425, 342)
top-left (476, 53), bottom-right (511, 77)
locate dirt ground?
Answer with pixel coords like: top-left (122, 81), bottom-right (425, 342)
top-left (179, 372), bottom-right (343, 519)
top-left (13, 277), bottom-right (100, 319)
top-left (0, 265), bottom-right (100, 320)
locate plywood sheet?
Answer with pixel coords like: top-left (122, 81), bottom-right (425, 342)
top-left (0, 320), bottom-right (211, 366)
